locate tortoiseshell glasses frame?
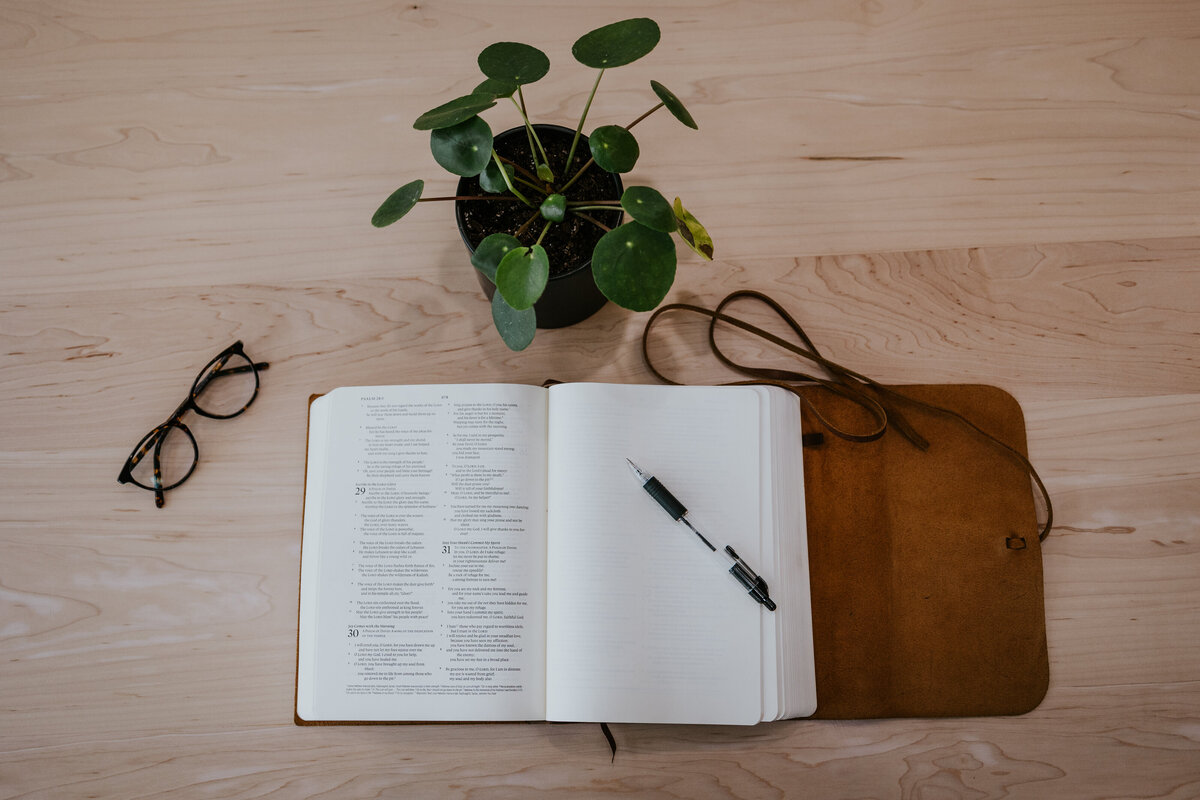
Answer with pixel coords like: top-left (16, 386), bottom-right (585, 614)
top-left (118, 341), bottom-right (269, 508)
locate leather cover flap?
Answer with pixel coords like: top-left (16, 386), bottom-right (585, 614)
top-left (801, 384), bottom-right (1048, 718)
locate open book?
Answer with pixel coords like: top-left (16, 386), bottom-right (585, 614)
top-left (297, 382), bottom-right (816, 725)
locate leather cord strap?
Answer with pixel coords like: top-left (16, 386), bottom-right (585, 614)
top-left (641, 290), bottom-right (1052, 542)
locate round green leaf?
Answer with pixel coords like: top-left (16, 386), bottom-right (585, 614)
top-left (473, 77), bottom-right (518, 99)
top-left (540, 193), bottom-right (566, 223)
top-left (591, 222), bottom-right (677, 311)
top-left (491, 291), bottom-right (537, 351)
top-left (572, 18), bottom-right (660, 69)
top-left (471, 233), bottom-right (522, 283)
top-left (478, 159), bottom-right (513, 193)
top-left (430, 115), bottom-right (493, 177)
top-left (495, 244), bottom-right (549, 310)
top-left (478, 42), bottom-right (550, 85)
top-left (650, 80), bottom-right (698, 130)
top-left (413, 93), bottom-right (496, 131)
top-left (620, 186), bottom-right (675, 233)
top-left (588, 125), bottom-right (640, 173)
top-left (371, 179), bottom-right (424, 227)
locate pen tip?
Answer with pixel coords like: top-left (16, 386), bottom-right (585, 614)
top-left (625, 458), bottom-right (647, 482)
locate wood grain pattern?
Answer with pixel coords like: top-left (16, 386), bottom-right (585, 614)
top-left (2, 1), bottom-right (1198, 797)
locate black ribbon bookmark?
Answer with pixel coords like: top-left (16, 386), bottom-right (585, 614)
top-left (600, 722), bottom-right (617, 761)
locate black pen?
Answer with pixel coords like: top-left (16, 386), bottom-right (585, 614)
top-left (626, 458), bottom-right (777, 611)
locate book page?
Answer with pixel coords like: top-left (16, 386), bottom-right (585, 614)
top-left (544, 383), bottom-right (765, 724)
top-left (297, 384), bottom-right (549, 721)
top-left (756, 388), bottom-right (780, 721)
top-left (764, 387), bottom-right (817, 719)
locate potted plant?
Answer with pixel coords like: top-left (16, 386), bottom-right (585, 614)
top-left (371, 17), bottom-right (713, 350)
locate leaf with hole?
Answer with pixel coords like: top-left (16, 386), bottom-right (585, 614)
top-left (430, 116), bottom-right (493, 177)
top-left (495, 244), bottom-right (549, 310)
top-left (414, 94), bottom-right (496, 131)
top-left (650, 80), bottom-right (698, 130)
top-left (471, 233), bottom-right (523, 283)
top-left (589, 125), bottom-right (640, 173)
top-left (371, 179), bottom-right (424, 228)
top-left (620, 186), bottom-right (674, 233)
top-left (673, 197), bottom-right (714, 260)
top-left (592, 222), bottom-right (677, 311)
top-left (572, 18), bottom-right (661, 69)
top-left (478, 42), bottom-right (550, 85)
top-left (491, 291), bottom-right (537, 351)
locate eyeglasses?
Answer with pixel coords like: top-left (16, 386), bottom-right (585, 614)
top-left (118, 341), bottom-right (269, 508)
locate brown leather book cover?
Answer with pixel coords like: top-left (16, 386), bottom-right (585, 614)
top-left (800, 383), bottom-right (1048, 718)
top-left (298, 383), bottom-right (1049, 723)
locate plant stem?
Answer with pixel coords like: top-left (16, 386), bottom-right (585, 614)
top-left (626, 101), bottom-right (665, 131)
top-left (573, 211), bottom-right (612, 233)
top-left (560, 102), bottom-right (669, 193)
top-left (514, 209), bottom-right (541, 238)
top-left (492, 151), bottom-right (533, 207)
top-left (495, 153), bottom-right (539, 185)
top-left (566, 200), bottom-right (621, 206)
top-left (515, 91), bottom-right (537, 173)
top-left (419, 195), bottom-right (526, 202)
top-left (566, 68), bottom-right (605, 172)
top-left (560, 102), bottom-right (668, 194)
top-left (568, 204), bottom-right (622, 212)
top-left (534, 221), bottom-right (552, 247)
top-left (512, 89), bottom-right (552, 175)
top-left (514, 176), bottom-right (549, 195)
top-left (558, 158), bottom-right (593, 194)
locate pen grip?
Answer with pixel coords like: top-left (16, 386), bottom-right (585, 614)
top-left (643, 477), bottom-right (687, 520)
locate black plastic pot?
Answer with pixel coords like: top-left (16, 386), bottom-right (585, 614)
top-left (455, 124), bottom-right (623, 329)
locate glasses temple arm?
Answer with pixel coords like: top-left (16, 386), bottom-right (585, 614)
top-left (208, 361), bottom-right (270, 379)
top-left (152, 430), bottom-right (167, 508)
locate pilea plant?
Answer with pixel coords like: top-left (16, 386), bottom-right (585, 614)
top-left (371, 17), bottom-right (713, 350)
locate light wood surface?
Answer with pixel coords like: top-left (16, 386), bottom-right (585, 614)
top-left (3, 1), bottom-right (1198, 797)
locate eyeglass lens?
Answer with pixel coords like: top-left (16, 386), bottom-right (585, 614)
top-left (192, 349), bottom-right (259, 418)
top-left (127, 424), bottom-right (198, 490)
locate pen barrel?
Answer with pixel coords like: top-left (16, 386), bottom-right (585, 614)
top-left (643, 477), bottom-right (687, 520)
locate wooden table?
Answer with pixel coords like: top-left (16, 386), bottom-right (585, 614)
top-left (3, 2), bottom-right (1198, 797)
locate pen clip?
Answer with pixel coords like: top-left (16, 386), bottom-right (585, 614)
top-left (724, 545), bottom-right (769, 594)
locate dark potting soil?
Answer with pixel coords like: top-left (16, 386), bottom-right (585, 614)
top-left (457, 127), bottom-right (624, 279)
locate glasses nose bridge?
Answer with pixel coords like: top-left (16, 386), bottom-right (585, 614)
top-left (168, 394), bottom-right (198, 424)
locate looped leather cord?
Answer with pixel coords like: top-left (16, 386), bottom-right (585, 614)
top-left (643, 304), bottom-right (889, 444)
top-left (641, 290), bottom-right (1052, 542)
top-left (709, 291), bottom-right (932, 450)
